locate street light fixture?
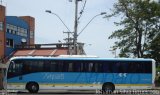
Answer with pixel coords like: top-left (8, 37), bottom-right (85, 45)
top-left (46, 9), bottom-right (106, 55)
top-left (78, 12), bottom-right (106, 36)
top-left (73, 12), bottom-right (106, 55)
top-left (45, 10), bottom-right (71, 32)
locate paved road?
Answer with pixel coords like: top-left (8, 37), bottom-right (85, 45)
top-left (1, 89), bottom-right (160, 95)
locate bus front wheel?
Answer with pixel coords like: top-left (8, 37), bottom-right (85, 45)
top-left (102, 82), bottom-right (115, 94)
top-left (26, 82), bottom-right (39, 93)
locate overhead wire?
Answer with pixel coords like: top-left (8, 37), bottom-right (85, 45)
top-left (78, 0), bottom-right (87, 21)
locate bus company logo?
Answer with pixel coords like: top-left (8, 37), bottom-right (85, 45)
top-left (118, 73), bottom-right (127, 77)
top-left (43, 73), bottom-right (64, 80)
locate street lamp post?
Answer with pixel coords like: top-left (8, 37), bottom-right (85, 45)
top-left (45, 10), bottom-right (71, 32)
top-left (46, 10), bottom-right (73, 55)
top-left (46, 9), bottom-right (106, 55)
top-left (74, 12), bottom-right (106, 54)
top-left (73, 0), bottom-right (81, 55)
top-left (78, 12), bottom-right (106, 36)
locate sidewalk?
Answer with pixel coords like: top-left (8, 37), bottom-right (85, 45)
top-left (155, 87), bottom-right (160, 89)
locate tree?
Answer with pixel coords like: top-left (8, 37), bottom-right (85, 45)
top-left (106, 0), bottom-right (160, 58)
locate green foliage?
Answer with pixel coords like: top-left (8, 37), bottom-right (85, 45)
top-left (157, 65), bottom-right (160, 72)
top-left (106, 0), bottom-right (160, 58)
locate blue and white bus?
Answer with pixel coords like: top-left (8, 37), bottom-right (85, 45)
top-left (6, 56), bottom-right (156, 93)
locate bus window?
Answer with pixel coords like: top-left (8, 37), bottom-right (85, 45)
top-left (73, 62), bottom-right (81, 72)
top-left (8, 61), bottom-right (14, 73)
top-left (50, 61), bottom-right (57, 72)
top-left (128, 62), bottom-right (135, 73)
top-left (112, 62), bottom-right (121, 73)
top-left (138, 62), bottom-right (152, 73)
top-left (7, 60), bottom-right (23, 79)
top-left (23, 60), bottom-right (44, 73)
top-left (114, 62), bottom-right (128, 73)
top-left (68, 63), bottom-right (73, 72)
top-left (145, 62), bottom-right (152, 73)
top-left (43, 60), bottom-right (51, 72)
top-left (57, 61), bottom-right (63, 72)
top-left (36, 61), bottom-right (43, 72)
top-left (13, 60), bottom-right (23, 74)
top-left (97, 62), bottom-right (103, 72)
top-left (80, 62), bottom-right (85, 72)
top-left (102, 62), bottom-right (112, 73)
top-left (88, 62), bottom-right (94, 72)
top-left (122, 62), bottom-right (128, 73)
top-left (94, 63), bottom-right (99, 72)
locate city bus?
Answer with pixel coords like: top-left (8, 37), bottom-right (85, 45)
top-left (6, 56), bottom-right (156, 93)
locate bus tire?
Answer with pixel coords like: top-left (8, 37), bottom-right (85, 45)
top-left (102, 82), bottom-right (115, 94)
top-left (26, 82), bottom-right (39, 93)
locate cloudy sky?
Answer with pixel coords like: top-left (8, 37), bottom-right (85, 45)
top-left (3, 0), bottom-right (119, 57)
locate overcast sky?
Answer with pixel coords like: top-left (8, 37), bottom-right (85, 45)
top-left (3, 0), bottom-right (119, 58)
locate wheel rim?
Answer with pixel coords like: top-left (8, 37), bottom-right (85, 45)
top-left (105, 85), bottom-right (112, 91)
top-left (31, 85), bottom-right (37, 91)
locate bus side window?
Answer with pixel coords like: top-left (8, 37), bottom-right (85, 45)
top-left (128, 63), bottom-right (134, 73)
top-left (62, 60), bottom-right (69, 72)
top-left (7, 61), bottom-right (15, 78)
top-left (8, 61), bottom-right (14, 73)
top-left (122, 62), bottom-right (128, 73)
top-left (43, 60), bottom-right (50, 72)
top-left (115, 62), bottom-right (127, 73)
top-left (88, 62), bottom-right (94, 72)
top-left (103, 62), bottom-right (111, 73)
top-left (13, 60), bottom-right (22, 73)
top-left (68, 62), bottom-right (73, 72)
top-left (80, 62), bottom-right (84, 72)
top-left (50, 61), bottom-right (57, 72)
top-left (94, 63), bottom-right (99, 72)
top-left (145, 62), bottom-right (152, 73)
top-left (62, 60), bottom-right (67, 72)
top-left (57, 61), bottom-right (63, 72)
top-left (94, 62), bottom-right (100, 72)
top-left (73, 62), bottom-right (81, 72)
top-left (8, 60), bottom-right (23, 79)
top-left (97, 63), bottom-right (103, 72)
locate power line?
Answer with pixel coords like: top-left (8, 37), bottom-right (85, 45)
top-left (78, 0), bottom-right (87, 20)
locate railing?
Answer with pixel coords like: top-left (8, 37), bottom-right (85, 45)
top-left (16, 43), bottom-right (73, 50)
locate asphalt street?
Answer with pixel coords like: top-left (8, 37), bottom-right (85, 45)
top-left (1, 89), bottom-right (160, 95)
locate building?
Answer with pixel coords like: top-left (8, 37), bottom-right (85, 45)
top-left (0, 4), bottom-right (35, 89)
top-left (0, 5), bottom-right (35, 61)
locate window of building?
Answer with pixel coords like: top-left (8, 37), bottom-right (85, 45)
top-left (6, 24), bottom-right (10, 29)
top-left (24, 29), bottom-right (28, 37)
top-left (30, 31), bottom-right (34, 38)
top-left (17, 27), bottom-right (28, 37)
top-left (6, 38), bottom-right (14, 48)
top-left (6, 24), bottom-right (28, 37)
top-left (0, 22), bottom-right (3, 31)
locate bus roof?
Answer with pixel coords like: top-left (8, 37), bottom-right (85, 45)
top-left (9, 56), bottom-right (155, 62)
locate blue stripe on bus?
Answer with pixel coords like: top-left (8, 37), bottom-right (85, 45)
top-left (8, 72), bottom-right (152, 84)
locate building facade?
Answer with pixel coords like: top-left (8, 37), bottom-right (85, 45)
top-left (0, 5), bottom-right (35, 60)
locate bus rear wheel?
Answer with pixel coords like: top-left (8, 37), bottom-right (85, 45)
top-left (26, 82), bottom-right (39, 93)
top-left (102, 82), bottom-right (115, 94)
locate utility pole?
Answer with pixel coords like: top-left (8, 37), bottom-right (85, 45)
top-left (63, 31), bottom-right (74, 55)
top-left (73, 0), bottom-right (79, 55)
